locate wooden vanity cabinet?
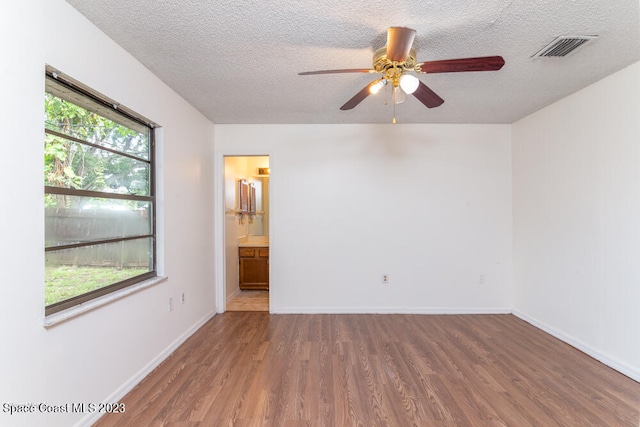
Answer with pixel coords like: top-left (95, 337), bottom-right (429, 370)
top-left (239, 247), bottom-right (269, 290)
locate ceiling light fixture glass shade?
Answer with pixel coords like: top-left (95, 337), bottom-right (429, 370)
top-left (393, 85), bottom-right (407, 104)
top-left (399, 74), bottom-right (419, 94)
top-left (369, 79), bottom-right (386, 94)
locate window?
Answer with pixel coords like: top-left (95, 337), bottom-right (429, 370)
top-left (44, 71), bottom-right (156, 315)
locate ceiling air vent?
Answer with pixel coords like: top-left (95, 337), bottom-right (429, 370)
top-left (532, 35), bottom-right (598, 58)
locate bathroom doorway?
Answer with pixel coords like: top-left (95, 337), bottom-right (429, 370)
top-left (223, 156), bottom-right (270, 312)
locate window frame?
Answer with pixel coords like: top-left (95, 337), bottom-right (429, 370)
top-left (44, 68), bottom-right (157, 316)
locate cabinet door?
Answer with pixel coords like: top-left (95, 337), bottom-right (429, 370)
top-left (239, 248), bottom-right (269, 290)
top-left (240, 258), bottom-right (268, 289)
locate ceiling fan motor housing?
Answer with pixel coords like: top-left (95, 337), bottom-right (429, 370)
top-left (373, 47), bottom-right (417, 73)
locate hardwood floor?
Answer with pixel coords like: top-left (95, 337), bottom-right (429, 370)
top-left (94, 314), bottom-right (640, 426)
top-left (227, 290), bottom-right (269, 312)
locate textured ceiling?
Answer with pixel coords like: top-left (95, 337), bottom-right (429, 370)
top-left (65, 0), bottom-right (640, 124)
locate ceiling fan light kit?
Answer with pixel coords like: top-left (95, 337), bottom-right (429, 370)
top-left (399, 74), bottom-right (419, 94)
top-left (299, 26), bottom-right (505, 123)
top-left (369, 79), bottom-right (386, 95)
top-left (392, 85), bottom-right (407, 104)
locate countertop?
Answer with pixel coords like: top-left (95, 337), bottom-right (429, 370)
top-left (238, 237), bottom-right (269, 247)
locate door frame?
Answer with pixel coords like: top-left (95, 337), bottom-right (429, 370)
top-left (214, 151), bottom-right (273, 313)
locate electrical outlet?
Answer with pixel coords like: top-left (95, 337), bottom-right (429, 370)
top-left (181, 292), bottom-right (185, 304)
top-left (478, 274), bottom-right (486, 285)
top-left (169, 297), bottom-right (173, 312)
top-left (382, 274), bottom-right (390, 284)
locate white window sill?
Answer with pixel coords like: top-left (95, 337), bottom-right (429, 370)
top-left (43, 276), bottom-right (168, 328)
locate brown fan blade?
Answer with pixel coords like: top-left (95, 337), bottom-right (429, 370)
top-left (386, 27), bottom-right (416, 62)
top-left (417, 56), bottom-right (505, 73)
top-left (298, 69), bottom-right (376, 75)
top-left (412, 81), bottom-right (444, 108)
top-left (340, 80), bottom-right (382, 110)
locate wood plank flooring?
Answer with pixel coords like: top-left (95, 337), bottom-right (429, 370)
top-left (94, 314), bottom-right (640, 426)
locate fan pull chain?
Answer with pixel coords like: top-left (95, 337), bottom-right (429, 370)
top-left (392, 86), bottom-right (397, 124)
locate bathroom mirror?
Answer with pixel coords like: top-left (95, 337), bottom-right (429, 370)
top-left (248, 176), bottom-right (269, 237)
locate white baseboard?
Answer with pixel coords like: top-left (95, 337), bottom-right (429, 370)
top-left (75, 310), bottom-right (217, 427)
top-left (275, 306), bottom-right (512, 315)
top-left (512, 310), bottom-right (640, 383)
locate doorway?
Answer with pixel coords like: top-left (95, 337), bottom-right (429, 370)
top-left (222, 156), bottom-right (270, 312)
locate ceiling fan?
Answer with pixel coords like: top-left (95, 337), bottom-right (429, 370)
top-left (299, 27), bottom-right (505, 122)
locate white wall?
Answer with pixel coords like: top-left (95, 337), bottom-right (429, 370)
top-left (0, 1), bottom-right (216, 426)
top-left (512, 61), bottom-right (640, 381)
top-left (216, 124), bottom-right (513, 313)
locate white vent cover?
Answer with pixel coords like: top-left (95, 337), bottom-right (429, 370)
top-left (532, 35), bottom-right (598, 58)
